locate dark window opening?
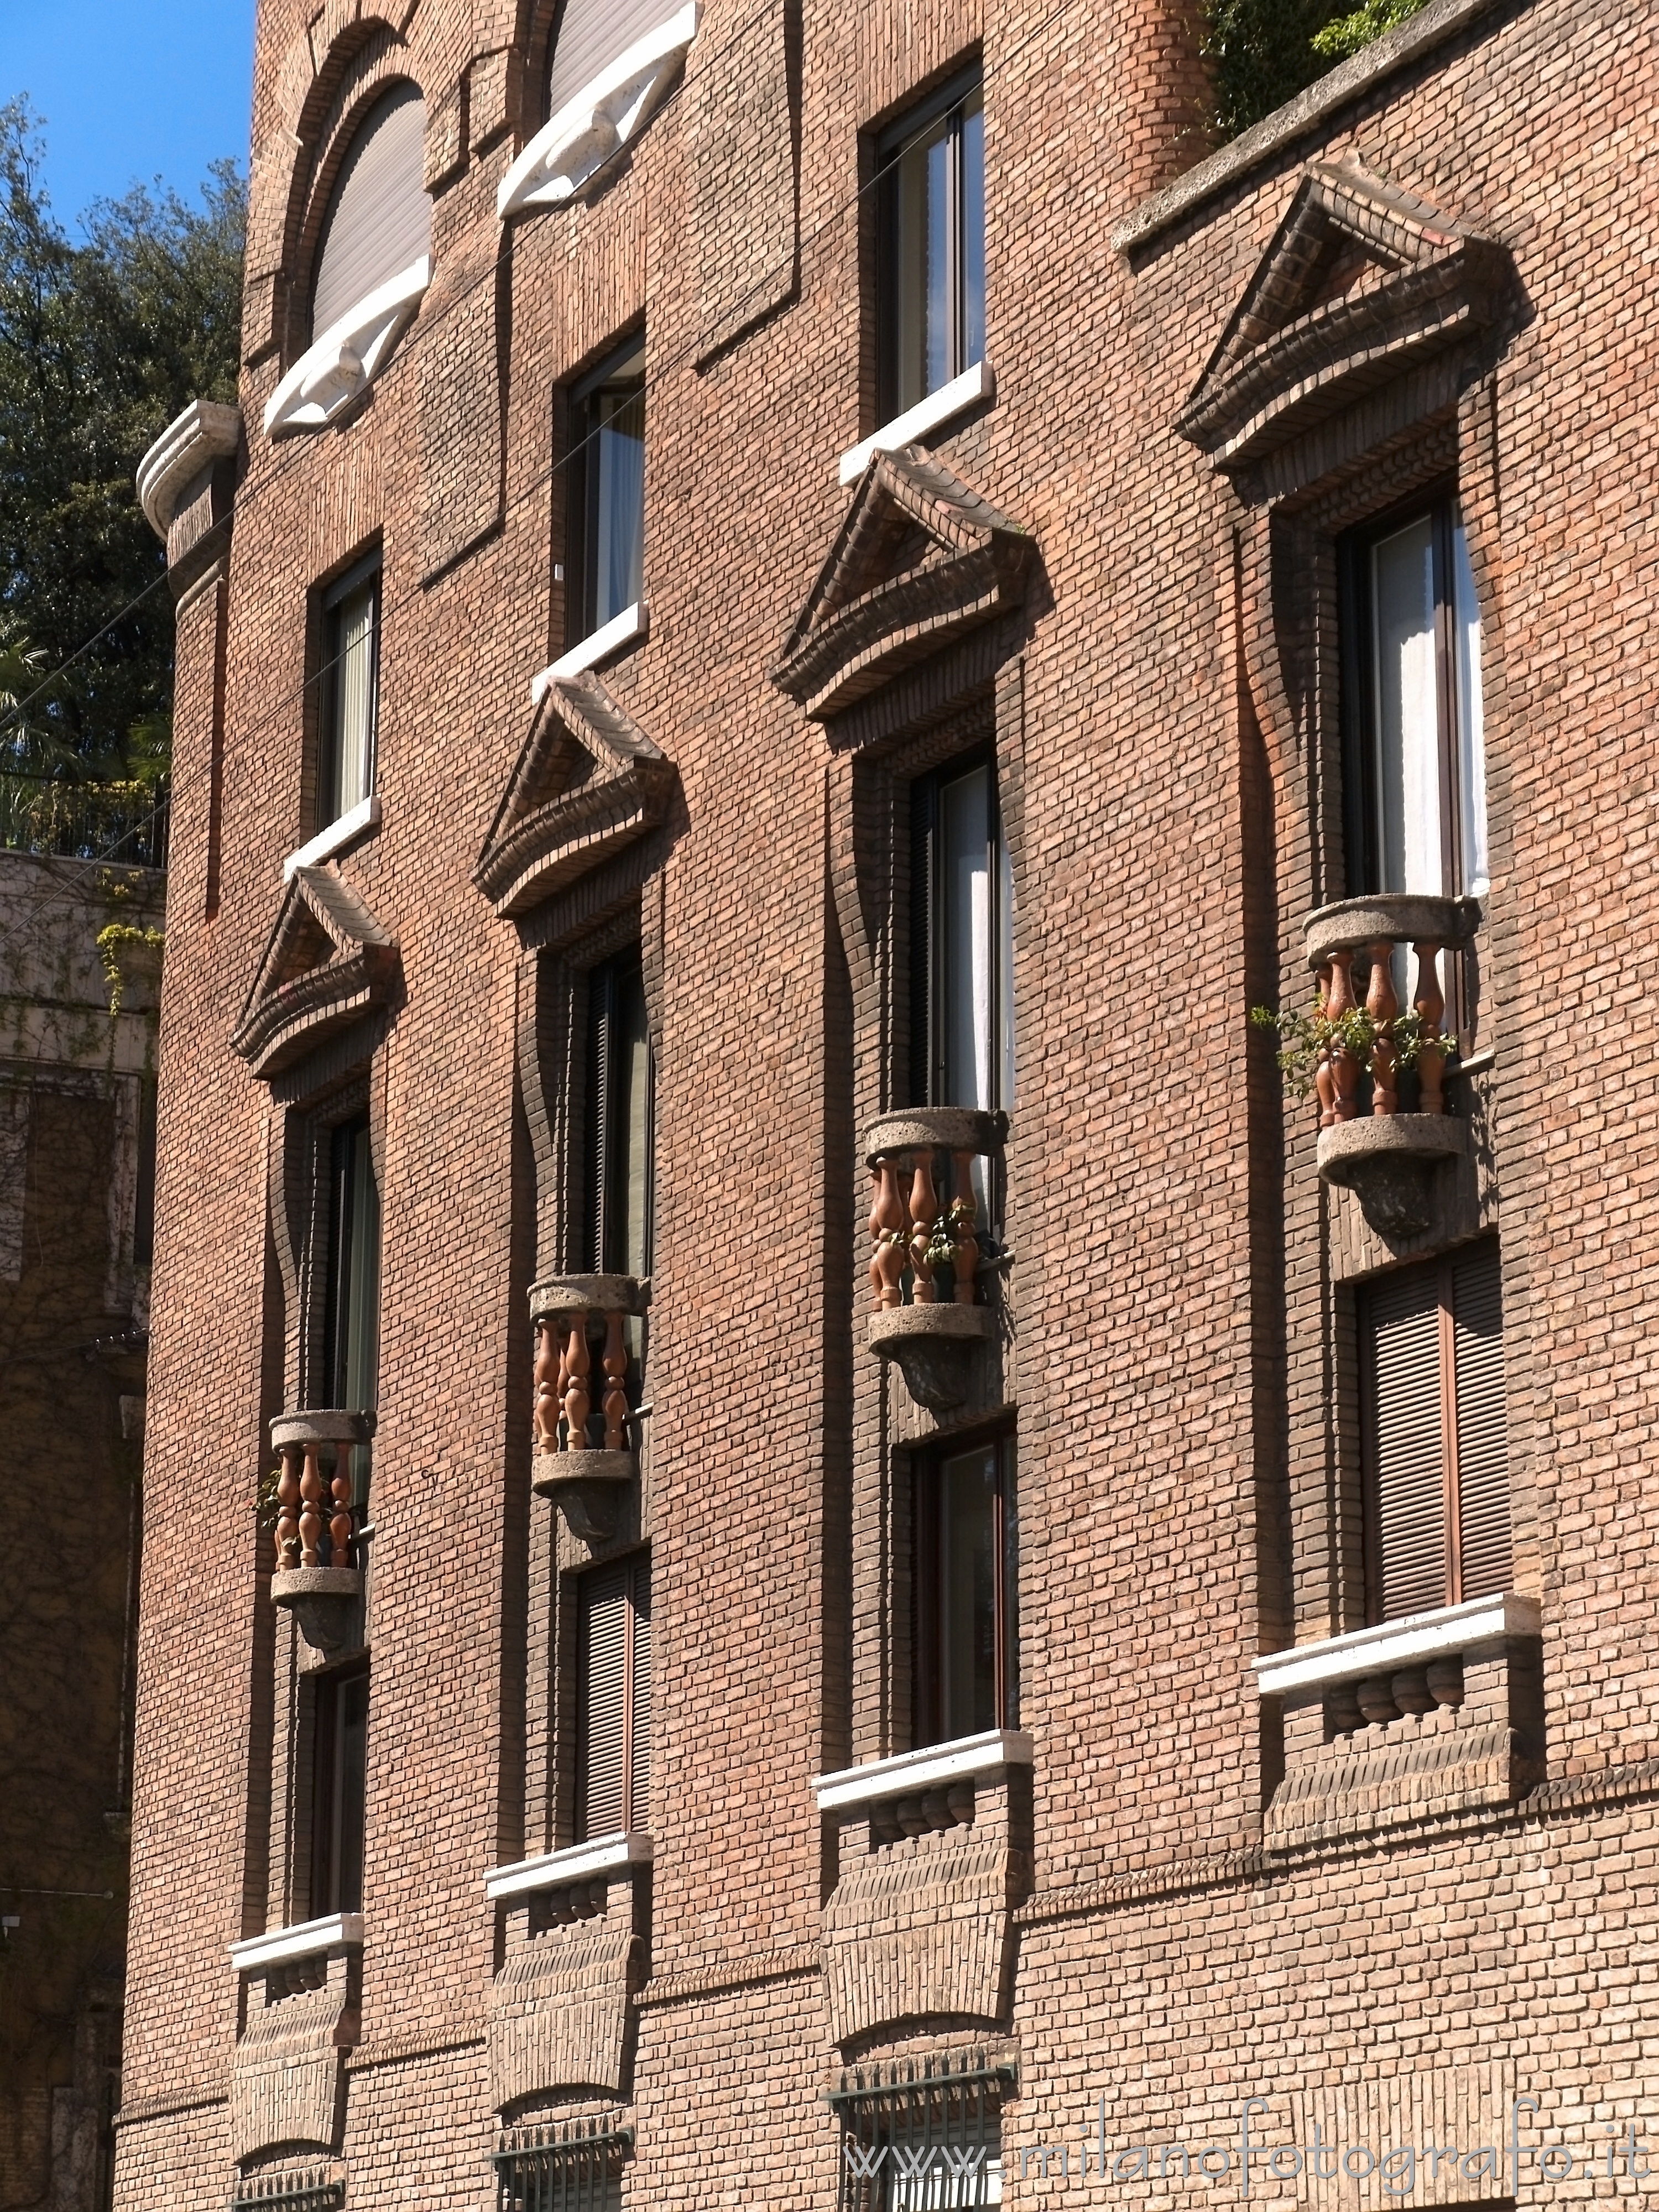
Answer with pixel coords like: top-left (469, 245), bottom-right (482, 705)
top-left (832, 2051), bottom-right (1011, 2212)
top-left (576, 1551), bottom-right (650, 1839)
top-left (877, 68), bottom-right (985, 423)
top-left (1359, 1238), bottom-right (1509, 1623)
top-left (494, 2117), bottom-right (630, 2212)
top-left (566, 335), bottom-right (645, 648)
top-left (324, 1114), bottom-right (381, 1512)
top-left (910, 753), bottom-right (1013, 1115)
top-left (583, 948), bottom-right (653, 1278)
top-left (310, 1663), bottom-right (369, 1916)
top-left (316, 553), bottom-right (381, 831)
top-left (132, 1074), bottom-right (157, 1269)
top-left (915, 1432), bottom-right (1014, 1747)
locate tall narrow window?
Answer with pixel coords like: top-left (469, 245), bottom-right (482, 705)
top-left (583, 950), bottom-right (653, 1277)
top-left (1343, 494), bottom-right (1487, 901)
top-left (915, 1433), bottom-right (1014, 1747)
top-left (877, 69), bottom-right (985, 422)
top-left (1359, 1239), bottom-right (1509, 1623)
top-left (324, 1114), bottom-right (382, 1511)
top-left (309, 84), bottom-right (429, 342)
top-left (912, 756), bottom-right (1014, 1114)
top-left (310, 1663), bottom-right (369, 1916)
top-left (576, 1552), bottom-right (650, 1839)
top-left (567, 336), bottom-right (646, 646)
top-left (317, 554), bottom-right (381, 830)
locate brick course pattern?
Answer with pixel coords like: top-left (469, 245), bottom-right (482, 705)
top-left (115, 0), bottom-right (1659, 2204)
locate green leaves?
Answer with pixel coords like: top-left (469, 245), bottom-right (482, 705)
top-left (1250, 997), bottom-right (1455, 1101)
top-left (1202, 0), bottom-right (1428, 138)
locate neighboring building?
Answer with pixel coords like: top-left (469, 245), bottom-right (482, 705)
top-left (112, 0), bottom-right (1659, 2207)
top-left (0, 852), bottom-right (161, 2212)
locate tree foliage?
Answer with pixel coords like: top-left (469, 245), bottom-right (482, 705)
top-left (1202, 0), bottom-right (1428, 140)
top-left (0, 99), bottom-right (244, 837)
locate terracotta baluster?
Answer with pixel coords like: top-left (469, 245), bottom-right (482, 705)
top-left (601, 1311), bottom-right (628, 1451)
top-left (1413, 941), bottom-right (1447, 1113)
top-left (1313, 963), bottom-right (1337, 1129)
top-left (298, 1439), bottom-right (324, 1569)
top-left (1365, 940), bottom-right (1399, 1115)
top-left (869, 1157), bottom-right (908, 1310)
top-left (275, 1443), bottom-right (301, 1570)
top-left (950, 1151), bottom-right (979, 1306)
top-left (1326, 948), bottom-right (1359, 1122)
top-left (533, 1319), bottom-right (562, 1454)
top-left (562, 1318), bottom-right (592, 1451)
top-left (328, 1448), bottom-right (354, 1571)
top-left (907, 1152), bottom-right (940, 1303)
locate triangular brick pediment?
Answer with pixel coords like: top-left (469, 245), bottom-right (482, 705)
top-left (1177, 157), bottom-right (1509, 474)
top-left (472, 672), bottom-right (674, 919)
top-left (231, 866), bottom-right (398, 1078)
top-left (771, 447), bottom-right (1034, 720)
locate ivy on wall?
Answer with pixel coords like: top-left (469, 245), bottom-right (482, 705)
top-left (1202, 0), bottom-right (1428, 138)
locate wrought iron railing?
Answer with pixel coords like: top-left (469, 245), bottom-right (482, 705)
top-left (231, 2167), bottom-right (344, 2212)
top-left (830, 2049), bottom-right (1014, 2212)
top-left (0, 778), bottom-right (169, 868)
top-left (493, 2115), bottom-right (633, 2212)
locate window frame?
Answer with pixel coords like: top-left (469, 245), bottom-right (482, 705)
top-left (309, 1659), bottom-right (369, 1918)
top-left (874, 62), bottom-right (986, 426)
top-left (912, 1427), bottom-right (1016, 1750)
top-left (565, 331), bottom-right (647, 651)
top-left (581, 945), bottom-right (655, 1279)
top-left (315, 549), bottom-right (382, 834)
top-left (909, 747), bottom-right (1013, 1118)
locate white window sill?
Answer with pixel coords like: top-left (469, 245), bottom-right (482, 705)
top-left (837, 361), bottom-right (994, 488)
top-left (1251, 1593), bottom-right (1541, 1699)
top-left (283, 794), bottom-right (381, 880)
top-left (264, 257), bottom-right (431, 437)
top-left (229, 1911), bottom-right (363, 1973)
top-left (498, 2), bottom-right (700, 218)
top-left (812, 1727), bottom-right (1034, 1812)
top-left (529, 600), bottom-right (648, 703)
top-left (483, 1831), bottom-right (653, 1901)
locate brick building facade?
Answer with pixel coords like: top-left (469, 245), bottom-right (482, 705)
top-left (114, 0), bottom-right (1659, 2206)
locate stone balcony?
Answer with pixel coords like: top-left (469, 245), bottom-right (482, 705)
top-left (269, 1410), bottom-right (374, 1660)
top-left (864, 1108), bottom-right (1004, 1412)
top-left (1302, 893), bottom-right (1481, 1236)
top-left (529, 1275), bottom-right (649, 1533)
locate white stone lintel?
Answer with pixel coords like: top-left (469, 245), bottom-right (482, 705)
top-left (529, 601), bottom-right (648, 702)
top-left (135, 399), bottom-right (242, 539)
top-left (264, 257), bottom-right (431, 437)
top-left (282, 794), bottom-right (382, 880)
top-left (1252, 1593), bottom-right (1542, 1698)
top-left (837, 361), bottom-right (994, 487)
top-left (812, 1727), bottom-right (1034, 1812)
top-left (497, 3), bottom-right (700, 220)
top-left (483, 1832), bottom-right (653, 1900)
top-left (229, 1911), bottom-right (363, 1973)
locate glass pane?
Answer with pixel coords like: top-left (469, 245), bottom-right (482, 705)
top-left (1369, 516), bottom-right (1441, 894)
top-left (327, 579), bottom-right (378, 821)
top-left (333, 1672), bottom-right (368, 1913)
top-left (997, 818), bottom-right (1014, 1112)
top-left (891, 115), bottom-right (948, 413)
top-left (617, 965), bottom-right (652, 1279)
top-left (937, 1443), bottom-right (998, 1740)
top-left (588, 348), bottom-right (645, 633)
top-left (1451, 519), bottom-right (1488, 895)
top-left (938, 764), bottom-right (992, 1110)
top-left (959, 88), bottom-right (985, 371)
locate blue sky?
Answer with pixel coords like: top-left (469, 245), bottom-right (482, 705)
top-left (1, 0), bottom-right (255, 229)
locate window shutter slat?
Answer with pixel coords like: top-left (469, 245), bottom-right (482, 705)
top-left (1363, 1267), bottom-right (1448, 1621)
top-left (1453, 1241), bottom-right (1510, 1598)
top-left (577, 1563), bottom-right (629, 1838)
top-left (629, 1561), bottom-right (650, 1829)
top-left (547, 0), bottom-right (684, 123)
top-left (312, 86), bottom-right (431, 338)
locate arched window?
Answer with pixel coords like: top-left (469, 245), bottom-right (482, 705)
top-left (545, 0), bottom-right (682, 122)
top-left (497, 0), bottom-right (698, 217)
top-left (312, 84), bottom-right (430, 340)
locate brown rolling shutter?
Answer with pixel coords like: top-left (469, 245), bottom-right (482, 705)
top-left (576, 1553), bottom-right (649, 1838)
top-left (1452, 1240), bottom-right (1510, 1598)
top-left (546, 0), bottom-right (682, 122)
top-left (311, 85), bottom-right (431, 338)
top-left (1361, 1264), bottom-right (1448, 1621)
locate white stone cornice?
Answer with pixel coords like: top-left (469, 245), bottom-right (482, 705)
top-left (1251, 1593), bottom-right (1542, 1697)
top-left (263, 257), bottom-right (431, 437)
top-left (497, 2), bottom-right (700, 219)
top-left (483, 1832), bottom-right (653, 1900)
top-left (135, 399), bottom-right (241, 539)
top-left (228, 1912), bottom-right (363, 1972)
top-left (812, 1728), bottom-right (1034, 1812)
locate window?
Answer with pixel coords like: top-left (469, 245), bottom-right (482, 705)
top-left (1342, 493), bottom-right (1488, 901)
top-left (583, 949), bottom-right (653, 1277)
top-left (576, 1552), bottom-right (650, 1838)
top-left (494, 2117), bottom-right (629, 2212)
top-left (310, 84), bottom-right (430, 341)
top-left (545, 0), bottom-right (680, 120)
top-left (832, 2053), bottom-right (1010, 2212)
top-left (324, 1114), bottom-right (381, 1511)
top-left (567, 336), bottom-right (646, 646)
top-left (915, 1434), bottom-right (1014, 1747)
top-left (317, 555), bottom-right (380, 830)
top-left (877, 69), bottom-right (985, 424)
top-left (912, 756), bottom-right (1014, 1115)
top-left (310, 1663), bottom-right (369, 1915)
top-left (1359, 1239), bottom-right (1509, 1623)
